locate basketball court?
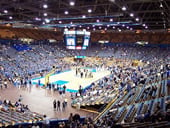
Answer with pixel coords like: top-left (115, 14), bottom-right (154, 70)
top-left (31, 68), bottom-right (110, 92)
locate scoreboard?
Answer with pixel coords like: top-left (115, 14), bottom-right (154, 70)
top-left (64, 30), bottom-right (90, 50)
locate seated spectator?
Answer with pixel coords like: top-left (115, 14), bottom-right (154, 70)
top-left (8, 100), bottom-right (13, 107)
top-left (15, 101), bottom-right (19, 107)
top-left (151, 106), bottom-right (165, 122)
top-left (73, 113), bottom-right (80, 122)
top-left (135, 114), bottom-right (144, 122)
top-left (143, 110), bottom-right (151, 121)
top-left (0, 99), bottom-right (3, 105)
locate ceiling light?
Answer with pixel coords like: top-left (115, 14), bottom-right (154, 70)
top-left (43, 13), bottom-right (48, 16)
top-left (87, 27), bottom-right (90, 29)
top-left (64, 11), bottom-right (69, 15)
top-left (118, 29), bottom-right (122, 32)
top-left (45, 19), bottom-right (50, 23)
top-left (142, 24), bottom-right (146, 27)
top-left (126, 26), bottom-right (129, 29)
top-left (35, 17), bottom-right (41, 21)
top-left (93, 28), bottom-right (96, 31)
top-left (70, 21), bottom-right (73, 24)
top-left (43, 4), bottom-right (48, 9)
top-left (82, 15), bottom-right (86, 18)
top-left (99, 26), bottom-right (102, 29)
top-left (59, 21), bottom-right (62, 24)
top-left (107, 25), bottom-right (110, 27)
top-left (4, 10), bottom-right (8, 13)
top-left (145, 26), bottom-right (148, 29)
top-left (109, 0), bottom-right (115, 2)
top-left (110, 18), bottom-right (113, 22)
top-left (113, 26), bottom-right (115, 29)
top-left (70, 1), bottom-right (75, 6)
top-left (130, 13), bottom-right (134, 17)
top-left (79, 25), bottom-right (82, 28)
top-left (122, 24), bottom-right (125, 27)
top-left (88, 9), bottom-right (92, 13)
top-left (160, 3), bottom-right (163, 8)
top-left (9, 16), bottom-right (13, 19)
top-left (122, 6), bottom-right (126, 11)
top-left (105, 28), bottom-right (107, 30)
top-left (135, 18), bottom-right (139, 21)
top-left (93, 25), bottom-right (95, 27)
top-left (96, 19), bottom-right (100, 22)
top-left (42, 22), bottom-right (45, 24)
top-left (130, 28), bottom-right (133, 30)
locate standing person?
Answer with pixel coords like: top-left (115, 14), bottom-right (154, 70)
top-left (4, 79), bottom-right (7, 88)
top-left (18, 95), bottom-right (23, 102)
top-left (79, 85), bottom-right (83, 96)
top-left (43, 115), bottom-right (50, 128)
top-left (64, 98), bottom-right (68, 107)
top-left (0, 80), bottom-right (2, 89)
top-left (63, 85), bottom-right (66, 95)
top-left (29, 80), bottom-right (32, 92)
top-left (57, 100), bottom-right (60, 111)
top-left (53, 100), bottom-right (56, 110)
top-left (62, 101), bottom-right (66, 111)
top-left (76, 68), bottom-right (78, 76)
top-left (68, 113), bottom-right (73, 124)
top-left (80, 72), bottom-right (83, 78)
top-left (38, 79), bottom-right (41, 87)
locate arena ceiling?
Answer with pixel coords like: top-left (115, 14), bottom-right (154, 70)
top-left (0, 0), bottom-right (169, 31)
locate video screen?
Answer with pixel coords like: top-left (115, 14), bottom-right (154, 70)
top-left (83, 39), bottom-right (89, 46)
top-left (76, 35), bottom-right (84, 46)
top-left (64, 31), bottom-right (90, 50)
top-left (67, 38), bottom-right (75, 46)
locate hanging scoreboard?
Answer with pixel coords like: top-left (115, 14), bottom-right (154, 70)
top-left (64, 30), bottom-right (90, 50)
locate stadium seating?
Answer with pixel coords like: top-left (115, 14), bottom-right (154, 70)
top-left (0, 40), bottom-right (170, 127)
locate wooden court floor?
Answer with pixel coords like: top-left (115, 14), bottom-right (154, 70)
top-left (0, 69), bottom-right (110, 119)
top-left (32, 69), bottom-right (110, 92)
top-left (0, 83), bottom-right (98, 119)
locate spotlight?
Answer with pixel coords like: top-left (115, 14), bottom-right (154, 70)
top-left (64, 11), bottom-right (69, 15)
top-left (88, 9), bottom-right (92, 13)
top-left (142, 24), bottom-right (146, 27)
top-left (70, 1), bottom-right (75, 6)
top-left (45, 19), bottom-right (50, 23)
top-left (130, 13), bottom-right (134, 17)
top-left (122, 6), bottom-right (126, 11)
top-left (4, 10), bottom-right (8, 13)
top-left (82, 15), bottom-right (86, 18)
top-left (9, 16), bottom-right (13, 19)
top-left (135, 18), bottom-right (139, 21)
top-left (43, 4), bottom-right (48, 9)
top-left (44, 13), bottom-right (48, 16)
top-left (160, 3), bottom-right (163, 8)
